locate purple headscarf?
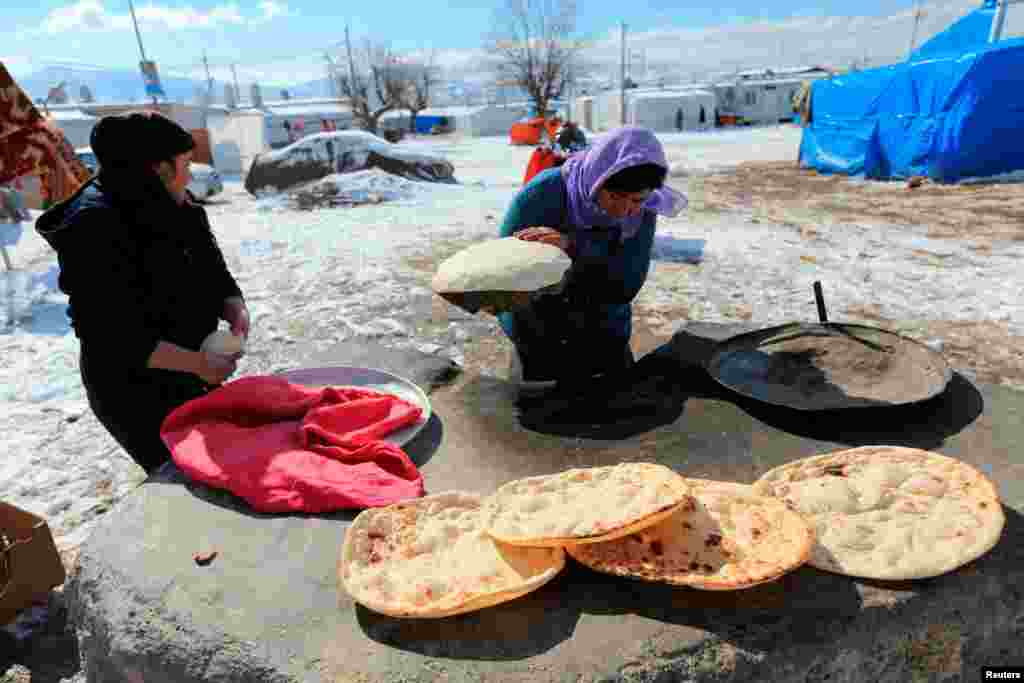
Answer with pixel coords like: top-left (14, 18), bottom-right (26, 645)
top-left (560, 126), bottom-right (687, 242)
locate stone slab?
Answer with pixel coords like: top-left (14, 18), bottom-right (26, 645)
top-left (68, 325), bottom-right (1024, 683)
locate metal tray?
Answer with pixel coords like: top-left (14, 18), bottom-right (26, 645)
top-left (276, 366), bottom-right (431, 446)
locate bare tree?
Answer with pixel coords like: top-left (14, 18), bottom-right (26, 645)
top-left (486, 0), bottom-right (580, 119)
top-left (335, 27), bottom-right (408, 134)
top-left (399, 51), bottom-right (439, 133)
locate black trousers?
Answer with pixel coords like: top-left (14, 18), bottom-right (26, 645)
top-left (511, 297), bottom-right (634, 383)
top-left (80, 352), bottom-right (213, 474)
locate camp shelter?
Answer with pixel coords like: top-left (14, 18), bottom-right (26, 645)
top-left (629, 90), bottom-right (716, 131)
top-left (591, 91), bottom-right (625, 132)
top-left (206, 108), bottom-right (268, 176)
top-left (800, 1), bottom-right (1024, 182)
top-left (261, 99), bottom-right (354, 147)
top-left (45, 107), bottom-right (97, 148)
top-left (405, 105), bottom-right (529, 137)
top-left (574, 96), bottom-right (595, 132)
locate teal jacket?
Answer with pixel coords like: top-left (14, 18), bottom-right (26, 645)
top-left (497, 167), bottom-right (656, 350)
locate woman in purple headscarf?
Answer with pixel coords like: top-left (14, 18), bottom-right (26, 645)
top-left (496, 126), bottom-right (686, 387)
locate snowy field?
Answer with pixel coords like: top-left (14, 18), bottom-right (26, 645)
top-left (1, 124), bottom-right (1023, 572)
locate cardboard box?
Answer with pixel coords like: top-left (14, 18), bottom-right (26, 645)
top-left (0, 501), bottom-right (66, 625)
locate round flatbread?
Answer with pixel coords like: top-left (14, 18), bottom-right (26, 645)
top-left (201, 329), bottom-right (246, 355)
top-left (753, 446), bottom-right (1005, 579)
top-left (340, 492), bottom-right (565, 618)
top-left (567, 480), bottom-right (814, 590)
top-left (484, 463), bottom-right (693, 547)
top-left (431, 236), bottom-right (570, 313)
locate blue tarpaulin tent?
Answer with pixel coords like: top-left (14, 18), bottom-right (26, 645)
top-left (800, 1), bottom-right (1024, 183)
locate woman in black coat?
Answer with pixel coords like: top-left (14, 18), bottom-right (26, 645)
top-left (37, 112), bottom-right (250, 474)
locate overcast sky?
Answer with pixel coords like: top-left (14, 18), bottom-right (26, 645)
top-left (2, 0), bottom-right (1020, 86)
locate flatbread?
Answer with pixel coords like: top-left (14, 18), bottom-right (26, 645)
top-left (340, 492), bottom-right (565, 618)
top-left (431, 236), bottom-right (570, 313)
top-left (201, 329), bottom-right (246, 355)
top-left (567, 480), bottom-right (813, 590)
top-left (753, 446), bottom-right (1005, 579)
top-left (484, 463), bottom-right (693, 547)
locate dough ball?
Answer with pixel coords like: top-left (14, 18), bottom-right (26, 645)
top-left (202, 329), bottom-right (246, 355)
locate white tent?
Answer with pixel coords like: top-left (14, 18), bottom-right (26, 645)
top-left (48, 108), bottom-right (98, 149)
top-left (574, 96), bottom-right (595, 132)
top-left (629, 90), bottom-right (716, 132)
top-left (466, 105), bottom-right (529, 137)
top-left (591, 91), bottom-right (625, 133)
top-left (206, 109), bottom-right (268, 176)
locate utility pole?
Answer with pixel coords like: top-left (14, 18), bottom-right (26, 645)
top-left (230, 64), bottom-right (241, 109)
top-left (908, 0), bottom-right (923, 56)
top-left (127, 0), bottom-right (158, 106)
top-left (325, 53), bottom-right (337, 98)
top-left (201, 51), bottom-right (213, 126)
top-left (620, 22), bottom-right (627, 126)
top-left (989, 0), bottom-right (1014, 43)
top-left (566, 57), bottom-right (574, 122)
top-left (128, 0), bottom-right (147, 63)
top-left (202, 51), bottom-right (214, 96)
top-left (345, 25), bottom-right (359, 102)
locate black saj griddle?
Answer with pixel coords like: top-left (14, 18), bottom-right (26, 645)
top-left (704, 282), bottom-right (952, 411)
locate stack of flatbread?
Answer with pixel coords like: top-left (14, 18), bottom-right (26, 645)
top-left (430, 235), bottom-right (571, 314)
top-left (340, 463), bottom-right (816, 617)
top-left (752, 445), bottom-right (1005, 580)
top-left (340, 447), bottom-right (1004, 618)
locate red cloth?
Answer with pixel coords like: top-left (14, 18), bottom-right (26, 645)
top-left (160, 375), bottom-right (425, 513)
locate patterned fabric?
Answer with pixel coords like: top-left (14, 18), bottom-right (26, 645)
top-left (0, 62), bottom-right (90, 202)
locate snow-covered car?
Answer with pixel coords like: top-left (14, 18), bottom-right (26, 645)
top-left (244, 130), bottom-right (455, 195)
top-left (187, 163), bottom-right (223, 200)
top-left (74, 147), bottom-right (223, 201)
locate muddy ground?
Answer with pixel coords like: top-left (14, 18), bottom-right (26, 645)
top-left (692, 160), bottom-right (1024, 243)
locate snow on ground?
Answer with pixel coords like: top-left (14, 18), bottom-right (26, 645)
top-left (659, 126), bottom-right (802, 176)
top-left (1, 126), bottom-right (1022, 573)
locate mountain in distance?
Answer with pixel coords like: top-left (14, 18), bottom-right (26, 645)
top-left (281, 76), bottom-right (487, 104)
top-left (15, 64), bottom-right (225, 104)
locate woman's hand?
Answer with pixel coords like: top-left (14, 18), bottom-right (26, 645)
top-left (513, 227), bottom-right (574, 258)
top-left (222, 296), bottom-right (251, 338)
top-left (195, 350), bottom-right (241, 386)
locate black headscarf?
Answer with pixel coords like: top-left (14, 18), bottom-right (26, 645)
top-left (90, 111), bottom-right (195, 171)
top-left (90, 111), bottom-right (196, 225)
